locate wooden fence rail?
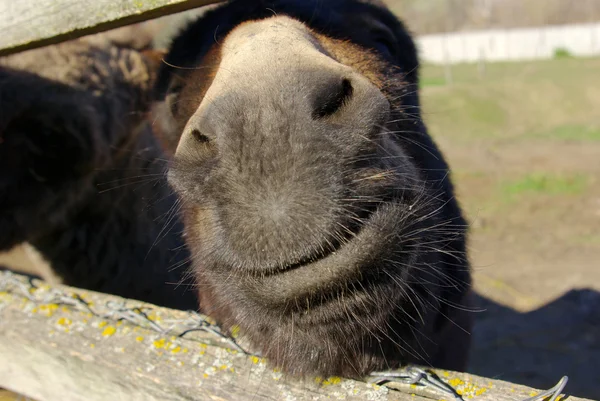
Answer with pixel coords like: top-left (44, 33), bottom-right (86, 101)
top-left (0, 0), bottom-right (224, 57)
top-left (0, 270), bottom-right (593, 401)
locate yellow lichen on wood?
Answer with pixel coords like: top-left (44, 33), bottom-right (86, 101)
top-left (445, 376), bottom-right (492, 398)
top-left (1, 271), bottom-right (588, 401)
top-left (322, 377), bottom-right (342, 387)
top-left (229, 325), bottom-right (240, 338)
top-left (38, 303), bottom-right (59, 317)
top-left (147, 313), bottom-right (161, 322)
top-left (102, 326), bottom-right (116, 337)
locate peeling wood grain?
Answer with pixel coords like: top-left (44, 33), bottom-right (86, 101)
top-left (0, 271), bottom-right (594, 401)
top-left (0, 0), bottom-right (224, 57)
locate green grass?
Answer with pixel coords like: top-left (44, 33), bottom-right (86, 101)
top-left (420, 57), bottom-right (600, 141)
top-left (531, 124), bottom-right (600, 142)
top-left (553, 48), bottom-right (573, 59)
top-left (419, 58), bottom-right (599, 215)
top-left (575, 234), bottom-right (600, 245)
top-left (421, 87), bottom-right (508, 139)
top-left (500, 173), bottom-right (588, 198)
top-left (421, 57), bottom-right (600, 86)
top-left (419, 76), bottom-right (446, 88)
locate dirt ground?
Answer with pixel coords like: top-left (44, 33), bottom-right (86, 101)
top-left (1, 57), bottom-right (599, 400)
top-left (422, 58), bottom-right (600, 398)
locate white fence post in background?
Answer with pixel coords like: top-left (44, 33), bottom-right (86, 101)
top-left (417, 22), bottom-right (600, 65)
top-left (478, 45), bottom-right (486, 79)
top-left (442, 33), bottom-right (453, 84)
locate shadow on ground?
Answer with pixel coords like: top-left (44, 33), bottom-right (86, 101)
top-left (469, 290), bottom-right (600, 399)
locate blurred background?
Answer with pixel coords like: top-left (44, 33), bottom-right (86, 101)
top-left (390, 0), bottom-right (600, 33)
top-left (1, 0), bottom-right (599, 399)
top-left (387, 0), bottom-right (600, 398)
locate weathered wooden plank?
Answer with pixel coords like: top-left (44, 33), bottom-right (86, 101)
top-left (0, 0), bottom-right (224, 57)
top-left (0, 271), bottom-right (593, 401)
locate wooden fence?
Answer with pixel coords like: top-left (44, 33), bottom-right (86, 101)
top-left (0, 0), bottom-right (223, 56)
top-left (0, 270), bottom-right (590, 401)
top-left (0, 1), bottom-right (594, 400)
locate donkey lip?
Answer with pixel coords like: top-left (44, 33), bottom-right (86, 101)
top-left (263, 202), bottom-right (379, 275)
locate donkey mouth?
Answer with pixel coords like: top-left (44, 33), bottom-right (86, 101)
top-left (237, 200), bottom-right (408, 306)
top-left (260, 200), bottom-right (380, 275)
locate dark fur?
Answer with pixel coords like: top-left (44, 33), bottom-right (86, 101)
top-left (0, 40), bottom-right (196, 309)
top-left (159, 0), bottom-right (473, 377)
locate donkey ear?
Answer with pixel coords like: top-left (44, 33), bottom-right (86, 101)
top-left (346, 2), bottom-right (420, 84)
top-left (368, 10), bottom-right (420, 84)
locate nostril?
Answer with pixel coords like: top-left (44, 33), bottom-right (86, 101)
top-left (312, 78), bottom-right (354, 119)
top-left (191, 129), bottom-right (211, 144)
